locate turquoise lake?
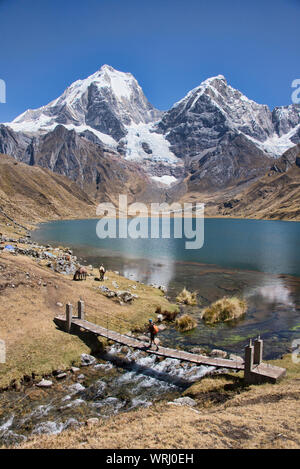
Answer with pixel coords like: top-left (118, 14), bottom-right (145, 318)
top-left (32, 217), bottom-right (300, 359)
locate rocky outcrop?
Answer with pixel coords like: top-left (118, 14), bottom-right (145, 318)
top-left (270, 144), bottom-right (300, 173)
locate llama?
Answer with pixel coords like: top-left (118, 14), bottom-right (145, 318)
top-left (73, 266), bottom-right (87, 281)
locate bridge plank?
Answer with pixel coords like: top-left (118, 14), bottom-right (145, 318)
top-left (54, 316), bottom-right (244, 370)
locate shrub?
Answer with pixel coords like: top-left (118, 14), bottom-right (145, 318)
top-left (176, 288), bottom-right (198, 305)
top-left (202, 297), bottom-right (247, 324)
top-left (175, 314), bottom-right (197, 332)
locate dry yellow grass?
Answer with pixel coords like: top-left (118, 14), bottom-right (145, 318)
top-left (0, 251), bottom-right (177, 389)
top-left (175, 314), bottom-right (197, 332)
top-left (202, 296), bottom-right (247, 324)
top-left (0, 153), bottom-right (96, 227)
top-left (14, 355), bottom-right (300, 449)
top-left (176, 288), bottom-right (197, 305)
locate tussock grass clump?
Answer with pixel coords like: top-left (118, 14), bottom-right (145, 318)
top-left (202, 296), bottom-right (247, 324)
top-left (155, 306), bottom-right (178, 321)
top-left (162, 310), bottom-right (179, 321)
top-left (176, 288), bottom-right (197, 305)
top-left (175, 314), bottom-right (197, 332)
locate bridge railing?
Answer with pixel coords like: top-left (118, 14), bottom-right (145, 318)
top-left (63, 300), bottom-right (251, 367)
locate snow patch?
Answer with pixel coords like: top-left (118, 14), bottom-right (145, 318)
top-left (151, 175), bottom-right (177, 186)
top-left (124, 123), bottom-right (179, 164)
top-left (246, 124), bottom-right (300, 158)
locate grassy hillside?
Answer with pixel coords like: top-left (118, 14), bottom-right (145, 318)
top-left (0, 153), bottom-right (96, 227)
top-left (181, 145), bottom-right (300, 221)
top-left (0, 250), bottom-right (176, 389)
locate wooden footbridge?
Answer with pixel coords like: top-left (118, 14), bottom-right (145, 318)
top-left (54, 301), bottom-right (286, 382)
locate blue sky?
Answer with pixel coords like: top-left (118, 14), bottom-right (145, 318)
top-left (0, 0), bottom-right (300, 122)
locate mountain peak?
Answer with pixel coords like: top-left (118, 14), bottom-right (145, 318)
top-left (202, 74), bottom-right (227, 85)
top-left (99, 64), bottom-right (129, 75)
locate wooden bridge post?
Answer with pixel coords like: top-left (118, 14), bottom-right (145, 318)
top-left (66, 303), bottom-right (73, 333)
top-left (78, 300), bottom-right (85, 320)
top-left (254, 336), bottom-right (263, 365)
top-left (244, 339), bottom-right (254, 383)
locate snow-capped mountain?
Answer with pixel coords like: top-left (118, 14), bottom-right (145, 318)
top-left (157, 75), bottom-right (300, 157)
top-left (155, 74), bottom-right (300, 189)
top-left (0, 65), bottom-right (299, 195)
top-left (11, 65), bottom-right (161, 137)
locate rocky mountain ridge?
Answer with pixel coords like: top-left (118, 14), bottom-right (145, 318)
top-left (0, 65), bottom-right (299, 198)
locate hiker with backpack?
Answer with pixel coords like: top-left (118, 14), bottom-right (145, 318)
top-left (147, 319), bottom-right (159, 351)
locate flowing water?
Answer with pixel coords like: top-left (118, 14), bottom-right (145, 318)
top-left (0, 345), bottom-right (214, 445)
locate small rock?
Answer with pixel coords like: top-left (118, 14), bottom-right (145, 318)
top-left (56, 373), bottom-right (67, 380)
top-left (81, 353), bottom-right (96, 366)
top-left (170, 397), bottom-right (197, 407)
top-left (77, 374), bottom-right (85, 380)
top-left (36, 379), bottom-right (53, 388)
top-left (158, 324), bottom-right (166, 331)
top-left (71, 366), bottom-right (80, 373)
top-left (117, 291), bottom-right (135, 303)
top-left (210, 349), bottom-right (227, 359)
top-left (56, 302), bottom-right (63, 307)
top-left (86, 418), bottom-right (99, 427)
top-left (68, 383), bottom-right (85, 394)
